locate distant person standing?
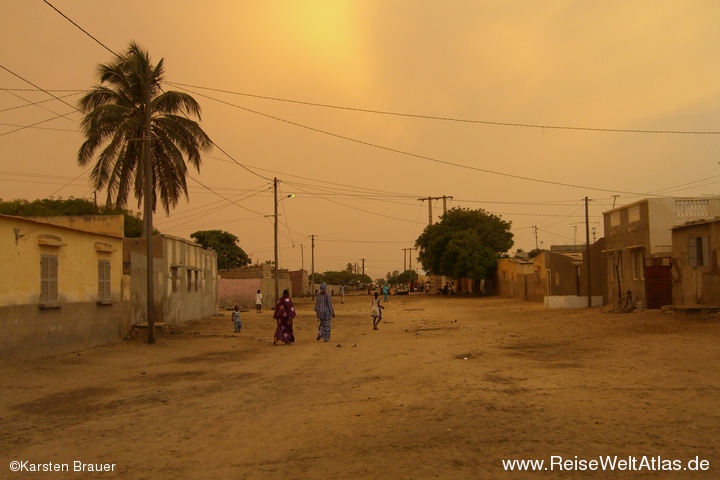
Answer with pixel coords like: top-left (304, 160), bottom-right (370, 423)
top-left (383, 284), bottom-right (389, 302)
top-left (232, 305), bottom-right (242, 333)
top-left (371, 291), bottom-right (384, 330)
top-left (339, 284), bottom-right (346, 304)
top-left (255, 290), bottom-right (263, 314)
top-left (314, 282), bottom-right (335, 342)
top-left (273, 289), bottom-right (296, 346)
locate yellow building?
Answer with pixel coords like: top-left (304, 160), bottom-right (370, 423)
top-left (0, 214), bottom-right (129, 362)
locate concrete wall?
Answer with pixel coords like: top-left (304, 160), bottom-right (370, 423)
top-left (289, 270), bottom-right (309, 297)
top-left (161, 235), bottom-right (218, 323)
top-left (496, 245), bottom-right (606, 304)
top-left (544, 296), bottom-right (603, 309)
top-left (124, 235), bottom-right (218, 325)
top-left (579, 237), bottom-right (608, 304)
top-left (0, 301), bottom-right (130, 362)
top-left (496, 258), bottom-right (533, 299)
top-left (604, 197), bottom-right (720, 306)
top-left (671, 220), bottom-right (720, 306)
top-left (218, 264), bottom-right (292, 308)
top-left (219, 278), bottom-right (262, 310)
top-left (540, 250), bottom-right (578, 297)
top-left (0, 214), bottom-right (128, 362)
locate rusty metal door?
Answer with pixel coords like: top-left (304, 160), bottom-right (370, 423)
top-left (644, 258), bottom-right (672, 309)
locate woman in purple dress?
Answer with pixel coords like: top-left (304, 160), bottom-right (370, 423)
top-left (273, 289), bottom-right (296, 346)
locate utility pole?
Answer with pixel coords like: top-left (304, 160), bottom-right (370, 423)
top-left (361, 258), bottom-right (366, 279)
top-left (273, 178), bottom-right (279, 304)
top-left (532, 226), bottom-right (539, 250)
top-left (585, 197), bottom-right (592, 308)
top-left (442, 195), bottom-right (452, 215)
top-left (418, 196), bottom-right (453, 225)
top-left (310, 234), bottom-right (316, 298)
top-left (402, 247), bottom-right (414, 287)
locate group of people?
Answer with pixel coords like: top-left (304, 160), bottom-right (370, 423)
top-left (231, 282), bottom-right (386, 345)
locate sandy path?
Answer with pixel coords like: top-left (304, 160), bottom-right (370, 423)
top-left (2, 294), bottom-right (718, 479)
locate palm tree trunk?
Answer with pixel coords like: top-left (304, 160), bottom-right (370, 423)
top-left (143, 73), bottom-right (155, 344)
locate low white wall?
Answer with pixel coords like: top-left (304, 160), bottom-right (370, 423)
top-left (544, 295), bottom-right (603, 309)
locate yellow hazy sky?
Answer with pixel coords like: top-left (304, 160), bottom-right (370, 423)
top-left (1, 1), bottom-right (719, 277)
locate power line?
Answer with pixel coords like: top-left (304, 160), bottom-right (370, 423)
top-left (0, 64), bottom-right (83, 115)
top-left (42, 0), bottom-right (118, 57)
top-left (0, 122), bottom-right (78, 133)
top-left (167, 81), bottom-right (720, 136)
top-left (0, 91), bottom-right (83, 114)
top-left (172, 84), bottom-right (684, 198)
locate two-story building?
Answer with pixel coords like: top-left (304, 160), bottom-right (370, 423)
top-left (603, 197), bottom-right (720, 308)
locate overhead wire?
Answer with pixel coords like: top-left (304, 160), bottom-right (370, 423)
top-left (26, 0), bottom-right (720, 254)
top-left (42, 0), bottom-right (119, 57)
top-left (171, 83), bottom-right (684, 198)
top-left (167, 81), bottom-right (720, 136)
top-left (0, 90), bottom-right (83, 114)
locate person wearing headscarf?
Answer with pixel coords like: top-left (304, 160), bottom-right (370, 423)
top-left (273, 289), bottom-right (296, 346)
top-left (314, 282), bottom-right (335, 342)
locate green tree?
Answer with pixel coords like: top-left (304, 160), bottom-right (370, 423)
top-left (385, 269), bottom-right (417, 285)
top-left (190, 230), bottom-right (250, 270)
top-left (77, 41), bottom-right (213, 343)
top-left (320, 270), bottom-right (371, 286)
top-left (415, 208), bottom-right (513, 289)
top-left (0, 197), bottom-right (149, 238)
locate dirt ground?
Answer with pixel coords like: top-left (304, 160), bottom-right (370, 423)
top-left (2, 294), bottom-right (719, 480)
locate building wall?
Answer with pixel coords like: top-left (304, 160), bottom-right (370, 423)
top-left (671, 220), bottom-right (720, 305)
top-left (123, 235), bottom-right (218, 325)
top-left (496, 258), bottom-right (533, 299)
top-left (541, 250), bottom-right (579, 297)
top-left (218, 264), bottom-right (292, 308)
top-left (579, 237), bottom-right (608, 303)
top-left (161, 235), bottom-right (218, 323)
top-left (219, 278), bottom-right (262, 310)
top-left (603, 198), bottom-right (720, 306)
top-left (0, 301), bottom-right (130, 362)
top-left (0, 215), bottom-right (128, 362)
top-left (289, 270), bottom-right (309, 297)
top-left (496, 247), bottom-right (603, 304)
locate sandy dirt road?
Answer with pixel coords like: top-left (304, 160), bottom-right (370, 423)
top-left (1, 294), bottom-right (719, 479)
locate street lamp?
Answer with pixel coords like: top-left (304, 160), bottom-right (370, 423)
top-left (273, 177), bottom-right (294, 303)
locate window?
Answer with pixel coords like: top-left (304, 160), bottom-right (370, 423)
top-left (98, 260), bottom-right (111, 302)
top-left (40, 254), bottom-right (59, 305)
top-left (610, 211), bottom-right (620, 227)
top-left (688, 236), bottom-right (710, 267)
top-left (628, 205), bottom-right (640, 223)
top-left (171, 267), bottom-right (179, 293)
top-left (187, 269), bottom-right (193, 292)
top-left (632, 251), bottom-right (644, 280)
top-left (194, 270), bottom-right (199, 292)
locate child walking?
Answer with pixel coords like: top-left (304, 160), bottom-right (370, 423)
top-left (232, 305), bottom-right (242, 333)
top-left (371, 291), bottom-right (384, 330)
top-left (255, 290), bottom-right (263, 314)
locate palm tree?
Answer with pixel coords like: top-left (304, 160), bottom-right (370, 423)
top-left (77, 41), bottom-right (213, 343)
